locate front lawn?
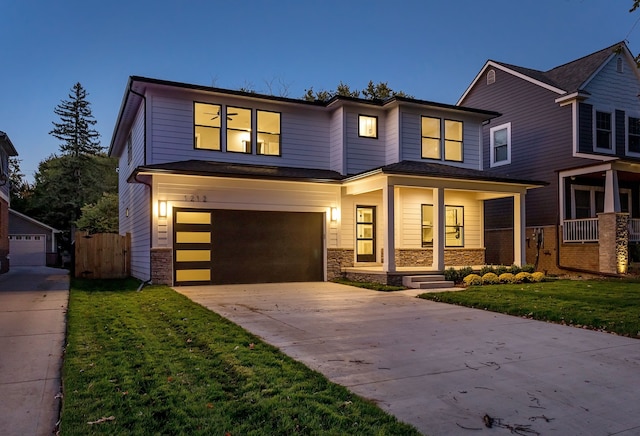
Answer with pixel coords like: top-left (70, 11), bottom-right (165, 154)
top-left (419, 279), bottom-right (640, 337)
top-left (61, 279), bottom-right (420, 435)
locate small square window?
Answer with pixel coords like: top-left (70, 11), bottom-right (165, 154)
top-left (358, 115), bottom-right (378, 138)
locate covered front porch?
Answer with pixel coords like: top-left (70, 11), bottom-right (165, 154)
top-left (559, 161), bottom-right (640, 273)
top-left (329, 162), bottom-right (542, 284)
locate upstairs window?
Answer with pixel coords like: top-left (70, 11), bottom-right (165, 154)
top-left (194, 102), bottom-right (221, 150)
top-left (358, 115), bottom-right (378, 138)
top-left (490, 122), bottom-right (511, 167)
top-left (226, 107), bottom-right (252, 153)
top-left (257, 110), bottom-right (281, 155)
top-left (444, 120), bottom-right (463, 162)
top-left (629, 116), bottom-right (640, 154)
top-left (421, 116), bottom-right (441, 159)
top-left (595, 111), bottom-right (612, 150)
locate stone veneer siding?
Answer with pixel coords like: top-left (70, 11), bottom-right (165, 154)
top-left (598, 213), bottom-right (629, 274)
top-left (327, 248), bottom-right (354, 280)
top-left (151, 248), bottom-right (172, 285)
top-left (395, 248), bottom-right (485, 267)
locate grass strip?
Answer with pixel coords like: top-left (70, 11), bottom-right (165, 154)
top-left (61, 278), bottom-right (420, 435)
top-left (419, 279), bottom-right (640, 337)
top-left (332, 278), bottom-right (406, 292)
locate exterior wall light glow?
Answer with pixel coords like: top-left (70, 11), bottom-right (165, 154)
top-left (331, 207), bottom-right (339, 222)
top-left (158, 200), bottom-right (167, 218)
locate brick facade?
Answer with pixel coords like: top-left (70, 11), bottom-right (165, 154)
top-left (151, 248), bottom-right (172, 285)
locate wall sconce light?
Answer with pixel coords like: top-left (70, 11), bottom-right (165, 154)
top-left (331, 207), bottom-right (339, 222)
top-left (125, 207), bottom-right (129, 217)
top-left (158, 200), bottom-right (167, 218)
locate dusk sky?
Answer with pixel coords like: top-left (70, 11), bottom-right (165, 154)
top-left (1, 1), bottom-right (639, 182)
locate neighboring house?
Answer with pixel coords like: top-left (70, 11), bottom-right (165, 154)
top-left (8, 209), bottom-right (60, 267)
top-left (109, 76), bottom-right (543, 286)
top-left (458, 41), bottom-right (640, 275)
top-left (0, 131), bottom-right (18, 274)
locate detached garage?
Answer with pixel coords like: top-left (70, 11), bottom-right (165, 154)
top-left (9, 209), bottom-right (60, 267)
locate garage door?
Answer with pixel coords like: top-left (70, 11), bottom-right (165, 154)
top-left (9, 235), bottom-right (46, 266)
top-left (174, 209), bottom-right (324, 285)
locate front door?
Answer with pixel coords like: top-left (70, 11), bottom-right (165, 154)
top-left (356, 206), bottom-right (376, 262)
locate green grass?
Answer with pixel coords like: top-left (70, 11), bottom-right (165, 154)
top-left (419, 279), bottom-right (640, 337)
top-left (61, 278), bottom-right (420, 435)
top-left (332, 278), bottom-right (406, 292)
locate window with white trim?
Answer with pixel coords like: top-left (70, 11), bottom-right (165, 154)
top-left (570, 185), bottom-right (632, 218)
top-left (490, 122), bottom-right (511, 167)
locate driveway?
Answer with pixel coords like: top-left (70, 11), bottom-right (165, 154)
top-left (0, 266), bottom-right (69, 436)
top-left (176, 281), bottom-right (640, 435)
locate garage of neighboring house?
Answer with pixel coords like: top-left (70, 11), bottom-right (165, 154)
top-left (173, 208), bottom-right (324, 285)
top-left (8, 209), bottom-right (60, 267)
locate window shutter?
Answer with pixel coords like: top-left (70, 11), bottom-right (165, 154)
top-left (615, 110), bottom-right (625, 156)
top-left (578, 103), bottom-right (593, 153)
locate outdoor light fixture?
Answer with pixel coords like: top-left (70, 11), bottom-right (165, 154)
top-left (158, 200), bottom-right (167, 218)
top-left (331, 207), bottom-right (339, 222)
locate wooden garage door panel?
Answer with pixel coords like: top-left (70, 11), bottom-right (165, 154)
top-left (211, 210), bottom-right (323, 285)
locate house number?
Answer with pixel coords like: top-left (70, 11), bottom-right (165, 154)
top-left (184, 195), bottom-right (207, 202)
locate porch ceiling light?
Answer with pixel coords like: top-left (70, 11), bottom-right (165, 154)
top-left (331, 207), bottom-right (339, 222)
top-left (158, 200), bottom-right (167, 218)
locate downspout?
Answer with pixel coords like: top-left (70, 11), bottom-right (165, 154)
top-left (134, 173), bottom-right (154, 283)
top-left (128, 85), bottom-right (147, 166)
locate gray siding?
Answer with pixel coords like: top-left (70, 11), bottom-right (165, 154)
top-left (147, 90), bottom-right (331, 171)
top-left (8, 214), bottom-right (55, 252)
top-left (345, 109), bottom-right (385, 175)
top-left (461, 67), bottom-right (592, 227)
top-left (385, 106), bottom-right (400, 164)
top-left (329, 107), bottom-right (344, 173)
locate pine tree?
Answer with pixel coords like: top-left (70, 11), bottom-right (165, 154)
top-left (50, 82), bottom-right (102, 156)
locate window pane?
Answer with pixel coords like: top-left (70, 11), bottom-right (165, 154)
top-left (445, 206), bottom-right (463, 247)
top-left (257, 132), bottom-right (280, 155)
top-left (574, 190), bottom-right (591, 218)
top-left (227, 107), bottom-right (251, 153)
top-left (422, 204), bottom-right (433, 247)
top-left (176, 269), bottom-right (211, 282)
top-left (629, 117), bottom-right (640, 153)
top-left (194, 103), bottom-right (221, 127)
top-left (596, 111), bottom-right (611, 149)
top-left (495, 144), bottom-right (508, 162)
top-left (494, 128), bottom-right (507, 146)
top-left (176, 232), bottom-right (211, 244)
top-left (357, 224), bottom-right (374, 239)
top-left (176, 211), bottom-right (211, 224)
top-left (357, 240), bottom-right (374, 255)
top-left (258, 111), bottom-right (280, 133)
top-left (195, 126), bottom-right (221, 150)
top-left (444, 140), bottom-right (463, 162)
top-left (227, 107), bottom-right (251, 130)
top-left (359, 115), bottom-right (377, 138)
top-left (176, 250), bottom-right (211, 262)
top-left (422, 138), bottom-right (440, 159)
top-left (227, 129), bottom-right (251, 153)
top-left (421, 117), bottom-right (440, 138)
top-left (257, 109), bottom-right (281, 155)
top-left (445, 120), bottom-right (462, 141)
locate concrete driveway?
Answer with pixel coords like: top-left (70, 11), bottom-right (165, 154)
top-left (176, 281), bottom-right (640, 435)
top-left (0, 266), bottom-right (69, 436)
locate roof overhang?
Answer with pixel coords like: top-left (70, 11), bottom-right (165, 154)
top-left (0, 131), bottom-right (18, 156)
top-left (9, 209), bottom-right (61, 233)
top-left (555, 90), bottom-right (591, 106)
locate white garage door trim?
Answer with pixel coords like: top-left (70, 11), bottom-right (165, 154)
top-left (9, 234), bottom-right (46, 266)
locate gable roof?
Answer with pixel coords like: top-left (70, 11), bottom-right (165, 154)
top-left (9, 209), bottom-right (60, 234)
top-left (0, 131), bottom-right (18, 157)
top-left (458, 41), bottom-right (634, 104)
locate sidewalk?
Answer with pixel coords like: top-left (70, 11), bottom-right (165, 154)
top-left (0, 266), bottom-right (69, 436)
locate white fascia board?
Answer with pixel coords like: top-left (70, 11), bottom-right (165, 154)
top-left (458, 61), bottom-right (566, 105)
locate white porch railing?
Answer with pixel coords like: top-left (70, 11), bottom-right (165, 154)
top-left (563, 218), bottom-right (599, 242)
top-left (630, 219), bottom-right (640, 242)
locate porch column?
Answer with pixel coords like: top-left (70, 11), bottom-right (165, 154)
top-left (432, 187), bottom-right (445, 271)
top-left (604, 169), bottom-right (620, 213)
top-left (513, 192), bottom-right (526, 266)
top-left (382, 183), bottom-right (396, 272)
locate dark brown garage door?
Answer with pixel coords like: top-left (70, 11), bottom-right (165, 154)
top-left (174, 208), bottom-right (323, 285)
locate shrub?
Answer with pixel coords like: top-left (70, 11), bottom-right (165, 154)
top-left (444, 267), bottom-right (458, 283)
top-left (508, 264), bottom-right (522, 275)
top-left (482, 272), bottom-right (499, 284)
top-left (495, 265), bottom-right (508, 275)
top-left (458, 266), bottom-right (474, 282)
top-left (531, 272), bottom-right (545, 282)
top-left (521, 264), bottom-right (535, 273)
top-left (463, 274), bottom-right (482, 286)
top-left (515, 272), bottom-right (532, 283)
top-left (498, 272), bottom-right (516, 284)
top-left (480, 265), bottom-right (496, 276)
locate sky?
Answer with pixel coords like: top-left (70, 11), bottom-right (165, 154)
top-left (1, 0), bottom-right (640, 183)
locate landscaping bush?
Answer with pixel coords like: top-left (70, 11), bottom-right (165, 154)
top-left (495, 265), bottom-right (509, 275)
top-left (508, 264), bottom-right (522, 275)
top-left (479, 265), bottom-right (496, 276)
top-left (463, 274), bottom-right (482, 286)
top-left (521, 264), bottom-right (535, 273)
top-left (499, 272), bottom-right (517, 284)
top-left (482, 272), bottom-right (500, 284)
top-left (515, 271), bottom-right (532, 283)
top-left (531, 271), bottom-right (545, 282)
top-left (444, 266), bottom-right (473, 284)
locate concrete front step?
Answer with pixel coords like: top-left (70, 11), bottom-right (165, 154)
top-left (402, 275), bottom-right (455, 289)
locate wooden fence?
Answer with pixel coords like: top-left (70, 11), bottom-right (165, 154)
top-left (75, 232), bottom-right (131, 279)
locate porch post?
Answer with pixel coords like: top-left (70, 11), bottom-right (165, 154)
top-left (432, 187), bottom-right (445, 271)
top-left (382, 183), bottom-right (396, 272)
top-left (604, 169), bottom-right (620, 213)
top-left (513, 192), bottom-right (526, 266)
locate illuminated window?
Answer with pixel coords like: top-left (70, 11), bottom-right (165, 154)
top-left (490, 122), bottom-right (511, 167)
top-left (227, 107), bottom-right (252, 153)
top-left (358, 115), bottom-right (378, 138)
top-left (421, 116), bottom-right (441, 159)
top-left (421, 204), bottom-right (433, 247)
top-left (257, 110), bottom-right (281, 155)
top-left (445, 205), bottom-right (464, 247)
top-left (194, 102), bottom-right (221, 150)
top-left (444, 120), bottom-right (463, 162)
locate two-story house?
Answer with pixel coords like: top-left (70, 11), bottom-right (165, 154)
top-left (109, 76), bottom-right (543, 286)
top-left (0, 131), bottom-right (18, 274)
top-left (459, 42), bottom-right (640, 275)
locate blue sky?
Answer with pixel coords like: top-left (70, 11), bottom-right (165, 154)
top-left (1, 0), bottom-right (639, 182)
